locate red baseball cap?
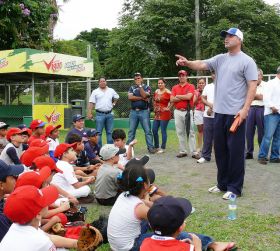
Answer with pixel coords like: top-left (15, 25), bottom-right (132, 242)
top-left (54, 143), bottom-right (77, 159)
top-left (178, 70), bottom-right (188, 76)
top-left (20, 143), bottom-right (49, 167)
top-left (45, 124), bottom-right (61, 137)
top-left (15, 167), bottom-right (52, 189)
top-left (32, 156), bottom-right (63, 173)
top-left (21, 128), bottom-right (32, 137)
top-left (4, 185), bottom-right (59, 224)
top-left (30, 119), bottom-right (46, 130)
top-left (6, 128), bottom-right (23, 141)
top-left (30, 139), bottom-right (48, 148)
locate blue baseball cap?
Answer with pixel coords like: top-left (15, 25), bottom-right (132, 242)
top-left (0, 160), bottom-right (24, 180)
top-left (72, 114), bottom-right (85, 122)
top-left (87, 129), bottom-right (99, 137)
top-left (147, 196), bottom-right (192, 236)
top-left (220, 28), bottom-right (243, 41)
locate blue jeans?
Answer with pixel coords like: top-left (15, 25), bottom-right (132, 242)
top-left (258, 113), bottom-right (280, 160)
top-left (152, 120), bottom-right (169, 149)
top-left (95, 111), bottom-right (114, 145)
top-left (127, 109), bottom-right (154, 150)
top-left (131, 221), bottom-right (213, 251)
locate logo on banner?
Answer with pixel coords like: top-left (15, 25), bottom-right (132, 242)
top-left (0, 58), bottom-right (8, 69)
top-left (45, 109), bottom-right (61, 123)
top-left (44, 55), bottom-right (62, 72)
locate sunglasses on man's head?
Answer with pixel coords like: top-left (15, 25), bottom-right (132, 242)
top-left (134, 77), bottom-right (141, 80)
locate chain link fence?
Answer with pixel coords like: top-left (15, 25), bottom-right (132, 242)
top-left (0, 74), bottom-right (276, 121)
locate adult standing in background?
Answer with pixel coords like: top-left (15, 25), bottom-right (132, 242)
top-left (87, 77), bottom-right (119, 145)
top-left (152, 78), bottom-right (172, 153)
top-left (193, 78), bottom-right (206, 158)
top-left (171, 70), bottom-right (196, 158)
top-left (197, 72), bottom-right (216, 164)
top-left (258, 66), bottom-right (280, 164)
top-left (176, 27), bottom-right (258, 199)
top-left (0, 122), bottom-right (9, 155)
top-left (127, 73), bottom-right (157, 154)
top-left (245, 69), bottom-right (265, 159)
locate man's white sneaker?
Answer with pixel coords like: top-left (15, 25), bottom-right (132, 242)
top-left (197, 157), bottom-right (206, 164)
top-left (208, 185), bottom-right (221, 193)
top-left (157, 149), bottom-right (164, 154)
top-left (222, 191), bottom-right (236, 200)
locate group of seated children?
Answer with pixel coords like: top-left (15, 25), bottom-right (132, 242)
top-left (0, 115), bottom-right (237, 251)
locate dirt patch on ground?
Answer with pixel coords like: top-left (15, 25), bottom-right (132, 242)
top-left (144, 148), bottom-right (280, 215)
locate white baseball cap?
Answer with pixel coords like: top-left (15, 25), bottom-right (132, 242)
top-left (100, 144), bottom-right (126, 160)
top-left (221, 28), bottom-right (243, 41)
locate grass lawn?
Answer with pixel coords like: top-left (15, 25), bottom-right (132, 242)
top-left (59, 129), bottom-right (280, 251)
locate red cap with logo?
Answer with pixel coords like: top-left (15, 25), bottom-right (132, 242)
top-left (54, 143), bottom-right (77, 159)
top-left (20, 140), bottom-right (49, 167)
top-left (6, 128), bottom-right (23, 141)
top-left (30, 119), bottom-right (46, 130)
top-left (32, 156), bottom-right (62, 173)
top-left (15, 167), bottom-right (52, 189)
top-left (45, 124), bottom-right (61, 137)
top-left (178, 70), bottom-right (188, 76)
top-left (4, 185), bottom-right (59, 224)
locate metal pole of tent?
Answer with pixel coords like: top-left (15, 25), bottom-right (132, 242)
top-left (61, 82), bottom-right (63, 104)
top-left (86, 44), bottom-right (92, 103)
top-left (32, 73), bottom-right (35, 105)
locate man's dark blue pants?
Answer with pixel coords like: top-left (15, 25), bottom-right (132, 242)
top-left (214, 113), bottom-right (246, 196)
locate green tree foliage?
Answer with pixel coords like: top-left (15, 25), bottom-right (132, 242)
top-left (104, 0), bottom-right (280, 77)
top-left (0, 0), bottom-right (58, 50)
top-left (76, 28), bottom-right (110, 66)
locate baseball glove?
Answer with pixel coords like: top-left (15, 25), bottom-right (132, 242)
top-left (77, 224), bottom-right (103, 251)
top-left (49, 222), bottom-right (66, 237)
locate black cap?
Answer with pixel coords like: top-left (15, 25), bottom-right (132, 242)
top-left (125, 155), bottom-right (149, 168)
top-left (72, 114), bottom-right (85, 122)
top-left (147, 196), bottom-right (192, 236)
top-left (0, 160), bottom-right (24, 180)
top-left (86, 129), bottom-right (99, 137)
top-left (134, 72), bottom-right (142, 77)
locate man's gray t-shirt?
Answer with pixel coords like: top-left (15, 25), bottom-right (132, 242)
top-left (94, 163), bottom-right (120, 199)
top-left (204, 51), bottom-right (258, 115)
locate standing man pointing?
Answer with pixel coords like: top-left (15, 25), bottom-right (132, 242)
top-left (87, 77), bottom-right (119, 145)
top-left (176, 28), bottom-right (258, 199)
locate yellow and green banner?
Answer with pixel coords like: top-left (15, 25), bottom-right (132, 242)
top-left (0, 48), bottom-right (93, 78)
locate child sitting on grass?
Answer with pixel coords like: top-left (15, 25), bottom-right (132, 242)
top-left (112, 129), bottom-right (137, 170)
top-left (94, 144), bottom-right (125, 206)
top-left (141, 196), bottom-right (237, 251)
top-left (0, 128), bottom-right (25, 165)
top-left (28, 119), bottom-right (46, 144)
top-left (84, 129), bottom-right (103, 164)
top-left (68, 133), bottom-right (101, 177)
top-left (107, 163), bottom-right (233, 251)
top-left (45, 124), bottom-right (61, 161)
top-left (51, 143), bottom-right (95, 203)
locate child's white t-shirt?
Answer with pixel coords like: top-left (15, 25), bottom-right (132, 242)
top-left (51, 160), bottom-right (78, 192)
top-left (0, 223), bottom-right (56, 251)
top-left (108, 192), bottom-right (143, 251)
top-left (118, 145), bottom-right (134, 167)
top-left (47, 137), bottom-right (60, 151)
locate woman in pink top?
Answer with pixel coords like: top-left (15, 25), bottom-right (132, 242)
top-left (193, 78), bottom-right (206, 157)
top-left (152, 78), bottom-right (172, 153)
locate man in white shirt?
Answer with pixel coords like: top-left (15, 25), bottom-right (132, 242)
top-left (87, 77), bottom-right (119, 145)
top-left (258, 66), bottom-right (280, 164)
top-left (245, 69), bottom-right (266, 159)
top-left (197, 72), bottom-right (215, 164)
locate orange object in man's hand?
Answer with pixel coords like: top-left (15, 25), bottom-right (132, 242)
top-left (230, 115), bottom-right (241, 133)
